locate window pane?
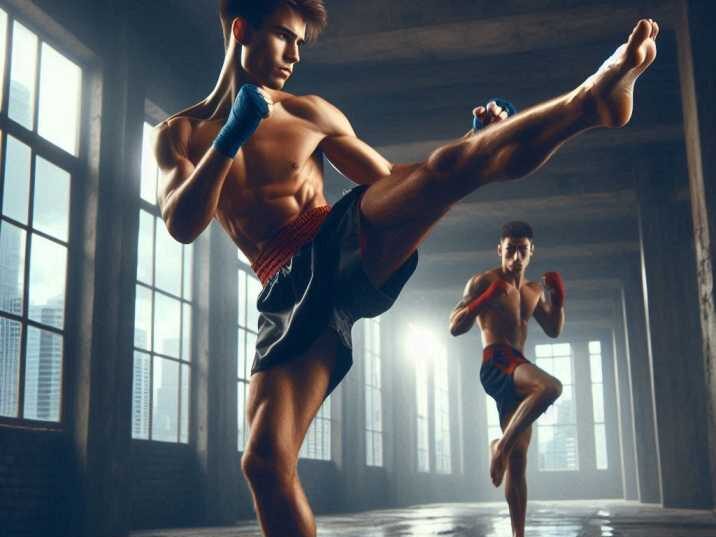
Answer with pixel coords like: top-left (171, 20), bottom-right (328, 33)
top-left (136, 210), bottom-right (154, 285)
top-left (246, 332), bottom-right (256, 376)
top-left (238, 269), bottom-right (246, 327)
top-left (23, 326), bottom-right (62, 422)
top-left (246, 275), bottom-right (261, 330)
top-left (38, 43), bottom-right (81, 155)
top-left (3, 135), bottom-right (32, 224)
top-left (33, 157), bottom-right (70, 241)
top-left (237, 327), bottom-right (247, 381)
top-left (0, 316), bottom-right (22, 417)
top-left (0, 222), bottom-right (25, 315)
top-left (155, 218), bottom-right (182, 296)
top-left (183, 244), bottom-right (193, 301)
top-left (589, 341), bottom-right (602, 355)
top-left (592, 383), bottom-right (605, 423)
top-left (538, 424), bottom-right (578, 471)
top-left (238, 381), bottom-right (247, 450)
top-left (0, 10), bottom-right (8, 109)
top-left (595, 423), bottom-right (608, 470)
top-left (134, 285), bottom-right (152, 351)
top-left (132, 350), bottom-right (151, 439)
top-left (154, 292), bottom-right (180, 358)
top-left (485, 394), bottom-right (500, 427)
top-left (238, 248), bottom-right (250, 265)
top-left (554, 356), bottom-right (572, 384)
top-left (140, 122), bottom-right (158, 204)
top-left (28, 234), bottom-right (66, 329)
top-left (180, 363), bottom-right (189, 444)
top-left (152, 356), bottom-right (178, 442)
top-left (590, 354), bottom-right (603, 384)
top-left (181, 303), bottom-right (191, 362)
top-left (9, 22), bottom-right (37, 129)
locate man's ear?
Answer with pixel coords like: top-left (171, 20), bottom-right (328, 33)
top-left (497, 243), bottom-right (502, 258)
top-left (232, 17), bottom-right (251, 45)
top-left (530, 243), bottom-right (535, 256)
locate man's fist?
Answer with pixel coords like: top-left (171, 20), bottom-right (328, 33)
top-left (543, 272), bottom-right (565, 308)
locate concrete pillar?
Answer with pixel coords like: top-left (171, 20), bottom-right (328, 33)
top-left (66, 5), bottom-right (145, 536)
top-left (612, 292), bottom-right (638, 500)
top-left (621, 270), bottom-right (661, 503)
top-left (676, 0), bottom-right (716, 508)
top-left (638, 155), bottom-right (712, 508)
top-left (194, 223), bottom-right (239, 524)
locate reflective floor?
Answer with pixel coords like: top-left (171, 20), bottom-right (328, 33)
top-left (133, 500), bottom-right (716, 537)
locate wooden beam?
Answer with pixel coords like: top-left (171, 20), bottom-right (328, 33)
top-left (305, 3), bottom-right (676, 66)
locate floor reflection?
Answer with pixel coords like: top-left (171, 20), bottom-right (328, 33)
top-left (132, 500), bottom-right (716, 537)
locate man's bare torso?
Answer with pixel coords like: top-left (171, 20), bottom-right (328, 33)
top-left (477, 268), bottom-right (542, 352)
top-left (163, 92), bottom-right (328, 260)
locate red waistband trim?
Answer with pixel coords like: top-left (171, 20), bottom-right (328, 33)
top-left (482, 343), bottom-right (526, 363)
top-left (251, 206), bottom-right (331, 285)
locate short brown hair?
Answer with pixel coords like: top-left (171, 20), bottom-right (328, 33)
top-left (220, 0), bottom-right (327, 49)
top-left (501, 221), bottom-right (534, 241)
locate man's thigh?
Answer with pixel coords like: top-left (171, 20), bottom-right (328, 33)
top-left (245, 329), bottom-right (340, 455)
top-left (511, 362), bottom-right (561, 400)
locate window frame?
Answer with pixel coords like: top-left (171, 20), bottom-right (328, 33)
top-left (0, 6), bottom-right (87, 429)
top-left (130, 110), bottom-right (194, 444)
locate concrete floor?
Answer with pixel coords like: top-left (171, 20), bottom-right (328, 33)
top-left (132, 500), bottom-right (716, 536)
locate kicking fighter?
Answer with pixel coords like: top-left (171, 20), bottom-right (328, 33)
top-left (449, 222), bottom-right (565, 537)
top-left (153, 0), bottom-right (658, 534)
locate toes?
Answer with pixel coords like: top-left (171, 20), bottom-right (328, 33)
top-left (652, 20), bottom-right (660, 40)
top-left (631, 19), bottom-right (652, 44)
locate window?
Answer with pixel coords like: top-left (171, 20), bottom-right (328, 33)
top-left (485, 394), bottom-right (502, 449)
top-left (433, 345), bottom-right (451, 474)
top-left (589, 341), bottom-right (608, 470)
top-left (535, 343), bottom-right (578, 471)
top-left (416, 362), bottom-right (430, 473)
top-left (299, 397), bottom-right (331, 461)
top-left (408, 324), bottom-right (451, 473)
top-left (131, 122), bottom-right (193, 443)
top-left (0, 10), bottom-right (83, 423)
top-left (364, 317), bottom-right (383, 467)
top-left (237, 259), bottom-right (260, 451)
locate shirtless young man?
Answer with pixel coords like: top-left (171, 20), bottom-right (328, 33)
top-left (449, 222), bottom-right (565, 537)
top-left (153, 0), bottom-right (658, 533)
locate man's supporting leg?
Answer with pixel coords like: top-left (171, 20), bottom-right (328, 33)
top-left (360, 19), bottom-right (659, 286)
top-left (490, 363), bottom-right (562, 486)
top-left (241, 329), bottom-right (340, 537)
top-left (503, 426), bottom-right (532, 537)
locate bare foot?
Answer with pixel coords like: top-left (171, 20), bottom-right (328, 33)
top-left (582, 19), bottom-right (659, 128)
top-left (489, 439), bottom-right (507, 487)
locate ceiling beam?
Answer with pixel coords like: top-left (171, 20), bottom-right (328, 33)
top-left (304, 3), bottom-right (676, 66)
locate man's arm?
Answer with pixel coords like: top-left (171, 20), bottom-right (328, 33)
top-left (155, 118), bottom-right (234, 243)
top-left (156, 85), bottom-right (269, 243)
top-left (449, 274), bottom-right (507, 337)
top-left (533, 272), bottom-right (566, 338)
top-left (306, 96), bottom-right (394, 184)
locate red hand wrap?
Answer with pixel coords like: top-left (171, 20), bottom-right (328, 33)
top-left (466, 280), bottom-right (508, 315)
top-left (544, 272), bottom-right (565, 307)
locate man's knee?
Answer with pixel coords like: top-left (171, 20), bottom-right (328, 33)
top-left (241, 446), bottom-right (296, 493)
top-left (540, 377), bottom-right (563, 403)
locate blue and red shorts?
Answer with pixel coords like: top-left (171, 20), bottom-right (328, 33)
top-left (480, 343), bottom-right (531, 424)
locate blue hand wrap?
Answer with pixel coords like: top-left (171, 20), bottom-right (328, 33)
top-left (472, 98), bottom-right (517, 132)
top-left (213, 84), bottom-right (270, 158)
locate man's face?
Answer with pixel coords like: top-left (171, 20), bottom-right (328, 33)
top-left (498, 237), bottom-right (534, 274)
top-left (240, 4), bottom-right (306, 89)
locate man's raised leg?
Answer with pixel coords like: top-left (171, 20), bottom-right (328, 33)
top-left (360, 19), bottom-right (659, 286)
top-left (490, 363), bottom-right (562, 488)
top-left (241, 329), bottom-right (340, 537)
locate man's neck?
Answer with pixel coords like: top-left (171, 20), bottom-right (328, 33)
top-left (500, 267), bottom-right (525, 288)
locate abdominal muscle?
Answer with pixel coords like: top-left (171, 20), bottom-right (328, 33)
top-left (185, 100), bottom-right (330, 262)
